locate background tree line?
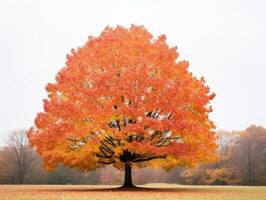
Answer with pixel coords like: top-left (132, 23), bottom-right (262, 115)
top-left (0, 125), bottom-right (265, 185)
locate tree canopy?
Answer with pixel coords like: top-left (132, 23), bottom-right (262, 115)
top-left (28, 25), bottom-right (217, 177)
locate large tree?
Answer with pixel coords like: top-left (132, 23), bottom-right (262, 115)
top-left (28, 25), bottom-right (217, 188)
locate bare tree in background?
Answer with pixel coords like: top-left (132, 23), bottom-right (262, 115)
top-left (6, 130), bottom-right (35, 184)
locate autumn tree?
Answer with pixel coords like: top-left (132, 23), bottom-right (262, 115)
top-left (28, 25), bottom-right (217, 188)
top-left (236, 126), bottom-right (266, 185)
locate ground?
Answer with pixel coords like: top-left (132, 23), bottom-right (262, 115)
top-left (0, 184), bottom-right (265, 200)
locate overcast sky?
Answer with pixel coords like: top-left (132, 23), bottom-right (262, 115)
top-left (0, 0), bottom-right (265, 146)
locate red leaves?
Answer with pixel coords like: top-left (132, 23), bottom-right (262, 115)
top-left (28, 25), bottom-right (217, 171)
top-left (34, 113), bottom-right (48, 129)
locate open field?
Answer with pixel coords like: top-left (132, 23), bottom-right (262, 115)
top-left (0, 184), bottom-right (265, 200)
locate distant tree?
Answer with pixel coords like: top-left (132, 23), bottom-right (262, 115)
top-left (6, 130), bottom-right (36, 184)
top-left (28, 25), bottom-right (217, 188)
top-left (236, 125), bottom-right (266, 185)
top-left (0, 147), bottom-right (16, 183)
top-left (217, 130), bottom-right (239, 163)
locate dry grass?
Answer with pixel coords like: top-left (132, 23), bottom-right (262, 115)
top-left (0, 184), bottom-right (265, 200)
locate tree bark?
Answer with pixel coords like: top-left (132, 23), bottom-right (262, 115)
top-left (122, 163), bottom-right (135, 188)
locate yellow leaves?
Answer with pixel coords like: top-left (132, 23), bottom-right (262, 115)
top-left (114, 146), bottom-right (123, 156)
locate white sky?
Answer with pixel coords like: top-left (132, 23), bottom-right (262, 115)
top-left (0, 0), bottom-right (265, 146)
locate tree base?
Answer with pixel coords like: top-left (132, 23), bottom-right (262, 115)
top-left (118, 184), bottom-right (138, 190)
top-left (121, 183), bottom-right (136, 188)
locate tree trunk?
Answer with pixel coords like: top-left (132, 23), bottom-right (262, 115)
top-left (122, 163), bottom-right (135, 188)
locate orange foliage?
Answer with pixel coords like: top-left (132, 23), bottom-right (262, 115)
top-left (28, 25), bottom-right (217, 171)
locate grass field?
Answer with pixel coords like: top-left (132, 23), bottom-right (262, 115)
top-left (0, 184), bottom-right (265, 200)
